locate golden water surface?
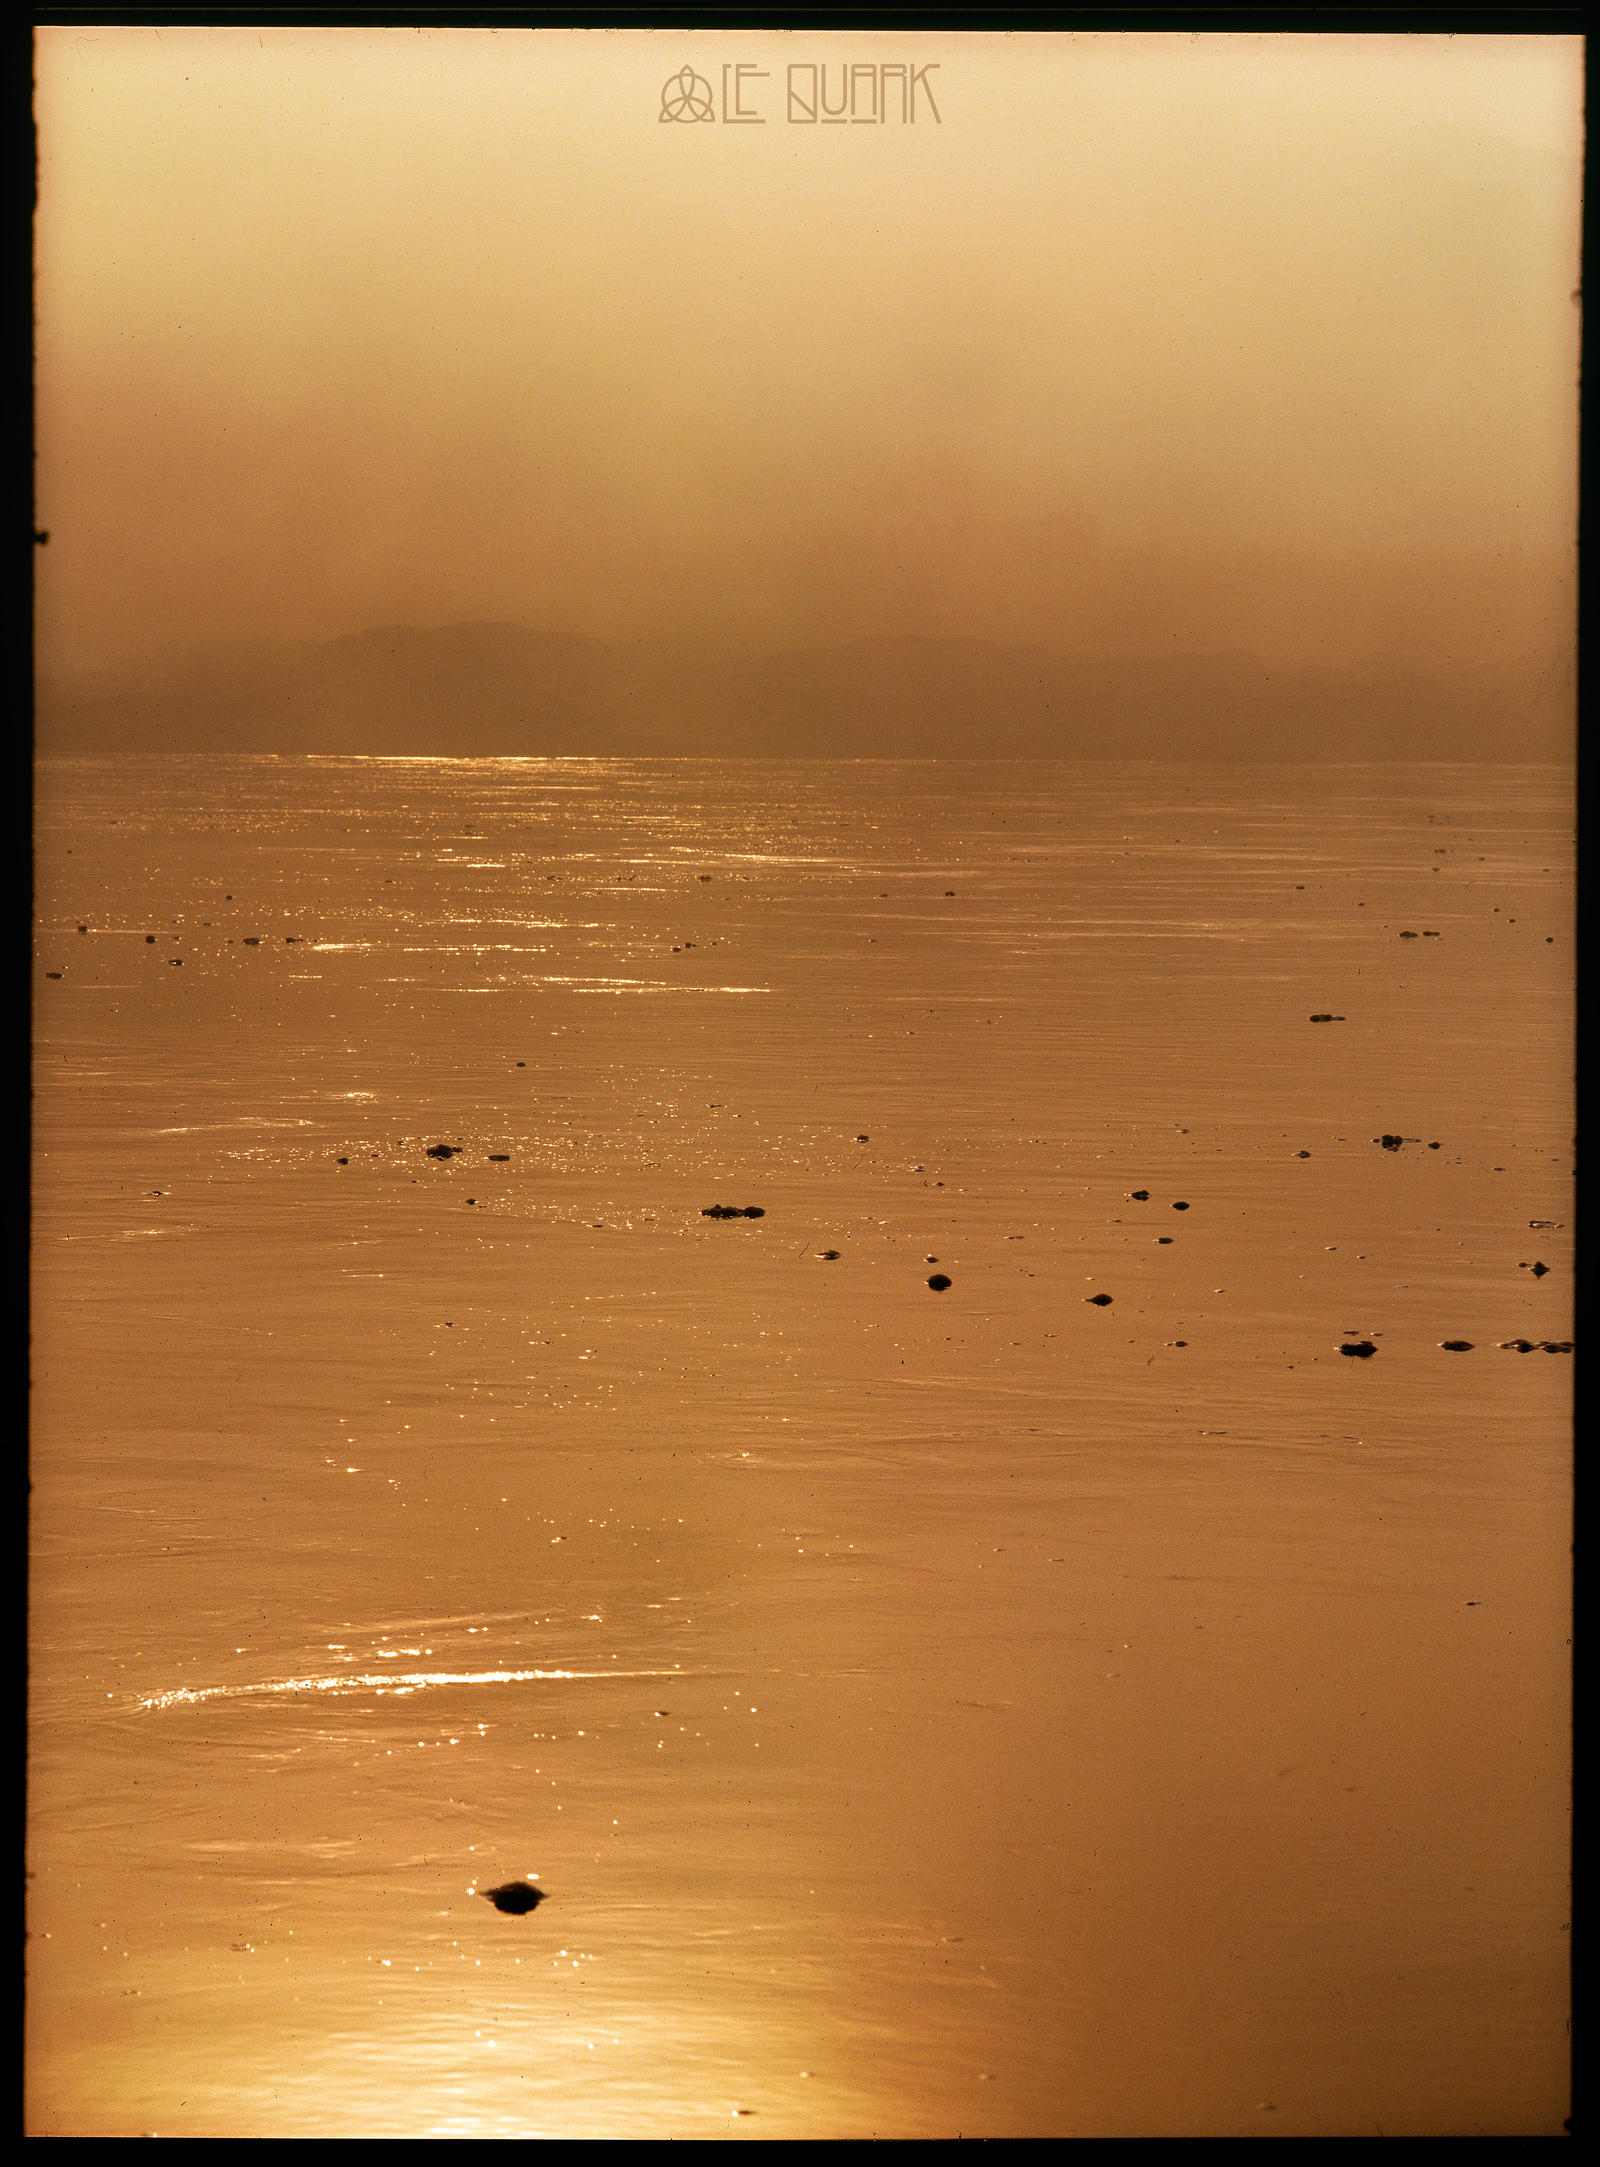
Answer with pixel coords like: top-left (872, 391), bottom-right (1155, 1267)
top-left (30, 758), bottom-right (1570, 2137)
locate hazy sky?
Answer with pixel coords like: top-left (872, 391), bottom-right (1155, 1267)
top-left (35, 27), bottom-right (1582, 674)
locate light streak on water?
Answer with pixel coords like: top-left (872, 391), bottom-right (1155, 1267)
top-left (135, 1667), bottom-right (696, 1713)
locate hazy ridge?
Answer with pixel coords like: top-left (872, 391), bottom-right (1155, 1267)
top-left (36, 623), bottom-right (1574, 761)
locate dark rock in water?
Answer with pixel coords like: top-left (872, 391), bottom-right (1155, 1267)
top-left (1377, 1135), bottom-right (1404, 1151)
top-left (817, 1249), bottom-right (841, 1260)
top-left (702, 1204), bottom-right (764, 1219)
top-left (336, 1156), bottom-right (349, 1165)
top-left (1540, 1341), bottom-right (1573, 1353)
top-left (1399, 930), bottom-right (1418, 938)
top-left (1309, 1014), bottom-right (1345, 1022)
top-left (1086, 1293), bottom-right (1113, 1306)
top-left (1172, 1201), bottom-right (1189, 1211)
top-left (1129, 1190), bottom-right (1150, 1201)
top-left (426, 1144), bottom-right (460, 1159)
top-left (243, 937), bottom-right (261, 946)
top-left (145, 934), bottom-right (156, 944)
top-left (1339, 1341), bottom-right (1378, 1358)
top-left (481, 1882), bottom-right (546, 1916)
top-left (1157, 1237), bottom-right (1174, 1244)
top-left (855, 1134), bottom-right (870, 1142)
top-left (489, 1153), bottom-right (510, 1161)
top-left (1528, 1261), bottom-right (1550, 1277)
top-left (1499, 1339), bottom-right (1536, 1352)
top-left (743, 1206), bottom-right (765, 1218)
top-left (1440, 1340), bottom-right (1475, 1351)
top-left (927, 1274), bottom-right (952, 1291)
top-left (1296, 1150), bottom-right (1311, 1158)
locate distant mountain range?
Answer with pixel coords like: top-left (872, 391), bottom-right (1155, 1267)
top-left (35, 623), bottom-right (1574, 760)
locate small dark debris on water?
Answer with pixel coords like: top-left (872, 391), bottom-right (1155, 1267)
top-left (1526, 1261), bottom-right (1550, 1277)
top-left (481, 1883), bottom-right (546, 1916)
top-left (169, 958), bottom-right (183, 966)
top-left (1500, 1339), bottom-right (1536, 1352)
top-left (1129, 1189), bottom-right (1150, 1201)
top-left (1309, 1014), bottom-right (1344, 1023)
top-left (1339, 1341), bottom-right (1378, 1358)
top-left (1440, 1340), bottom-right (1475, 1352)
top-left (1085, 1292), bottom-right (1113, 1306)
top-left (817, 1249), bottom-right (841, 1260)
top-left (426, 1144), bottom-right (461, 1159)
top-left (855, 1134), bottom-right (870, 1142)
top-left (1400, 930), bottom-right (1419, 939)
top-left (46, 970), bottom-right (61, 979)
top-left (145, 934), bottom-right (156, 944)
top-left (1172, 1200), bottom-right (1189, 1211)
top-left (1539, 1340), bottom-right (1573, 1354)
top-left (489, 1153), bottom-right (510, 1162)
top-left (1157, 1236), bottom-right (1174, 1244)
top-left (702, 1205), bottom-right (764, 1219)
top-left (243, 937), bottom-right (261, 946)
top-left (336, 1156), bottom-right (349, 1166)
top-left (927, 1274), bottom-right (952, 1291)
top-left (1377, 1135), bottom-right (1404, 1151)
top-left (1429, 1142), bottom-right (1441, 1149)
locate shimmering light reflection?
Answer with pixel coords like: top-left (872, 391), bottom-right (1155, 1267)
top-left (135, 1667), bottom-right (697, 1711)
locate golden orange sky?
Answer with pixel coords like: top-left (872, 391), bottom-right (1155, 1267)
top-left (33, 27), bottom-right (1582, 674)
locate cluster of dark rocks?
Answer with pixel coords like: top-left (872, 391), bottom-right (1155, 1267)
top-left (1339, 1337), bottom-right (1572, 1357)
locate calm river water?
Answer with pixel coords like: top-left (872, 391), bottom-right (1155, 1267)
top-left (29, 757), bottom-right (1571, 2137)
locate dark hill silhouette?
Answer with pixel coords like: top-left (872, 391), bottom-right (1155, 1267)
top-left (35, 625), bottom-right (1573, 761)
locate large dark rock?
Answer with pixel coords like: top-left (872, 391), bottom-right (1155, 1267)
top-left (481, 1882), bottom-right (546, 1916)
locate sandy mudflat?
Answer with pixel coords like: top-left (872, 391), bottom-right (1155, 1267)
top-left (28, 756), bottom-right (1571, 2137)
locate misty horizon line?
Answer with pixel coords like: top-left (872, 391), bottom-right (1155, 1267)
top-left (36, 617), bottom-right (1573, 764)
top-left (40, 619), bottom-right (1574, 688)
